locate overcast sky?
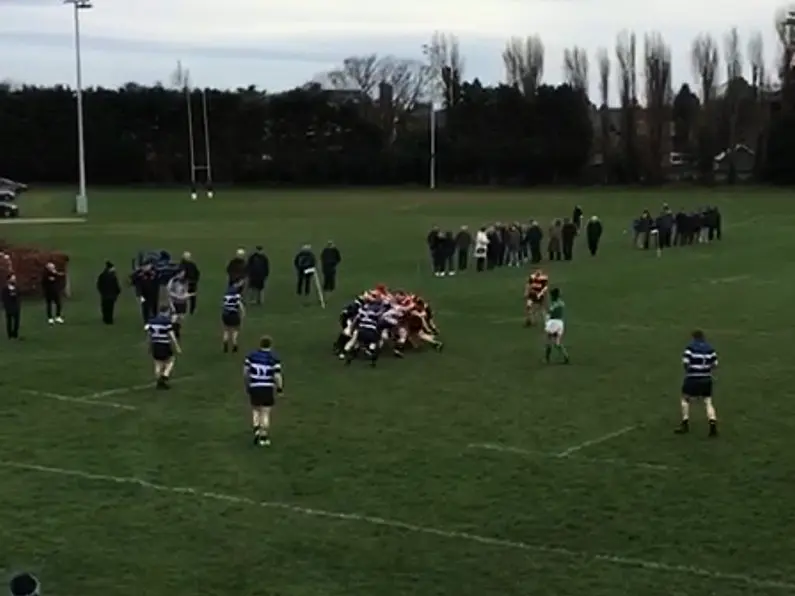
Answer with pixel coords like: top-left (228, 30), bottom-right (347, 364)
top-left (0, 0), bottom-right (787, 104)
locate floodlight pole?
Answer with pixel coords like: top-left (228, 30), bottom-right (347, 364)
top-left (66, 0), bottom-right (91, 215)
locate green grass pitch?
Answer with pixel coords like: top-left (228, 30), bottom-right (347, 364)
top-left (1, 188), bottom-right (794, 596)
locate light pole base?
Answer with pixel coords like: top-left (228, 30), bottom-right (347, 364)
top-left (75, 193), bottom-right (88, 215)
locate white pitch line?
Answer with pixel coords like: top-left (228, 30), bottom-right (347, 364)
top-left (0, 460), bottom-right (791, 591)
top-left (468, 443), bottom-right (672, 471)
top-left (21, 390), bottom-right (136, 411)
top-left (82, 374), bottom-right (200, 400)
top-left (555, 425), bottom-right (637, 458)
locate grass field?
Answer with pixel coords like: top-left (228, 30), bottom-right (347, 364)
top-left (1, 187), bottom-right (794, 596)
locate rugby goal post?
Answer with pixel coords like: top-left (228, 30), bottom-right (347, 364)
top-left (172, 61), bottom-right (214, 200)
top-left (303, 267), bottom-right (326, 309)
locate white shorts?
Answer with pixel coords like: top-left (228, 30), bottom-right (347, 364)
top-left (544, 319), bottom-right (564, 336)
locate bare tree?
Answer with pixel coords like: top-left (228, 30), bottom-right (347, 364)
top-left (643, 33), bottom-right (673, 182)
top-left (691, 34), bottom-right (720, 104)
top-left (774, 7), bottom-right (795, 101)
top-left (563, 46), bottom-right (589, 94)
top-left (503, 35), bottom-right (545, 95)
top-left (748, 31), bottom-right (768, 174)
top-left (596, 48), bottom-right (611, 180)
top-left (748, 32), bottom-right (767, 93)
top-left (691, 34), bottom-right (720, 180)
top-left (724, 28), bottom-right (743, 82)
top-left (325, 55), bottom-right (382, 97)
top-left (378, 56), bottom-right (431, 113)
top-left (722, 28), bottom-right (744, 181)
top-left (423, 31), bottom-right (464, 107)
top-left (616, 31), bottom-right (639, 181)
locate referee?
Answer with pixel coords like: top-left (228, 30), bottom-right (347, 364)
top-left (677, 329), bottom-right (718, 437)
top-left (166, 270), bottom-right (191, 339)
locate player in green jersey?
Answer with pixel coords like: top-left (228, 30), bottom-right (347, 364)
top-left (544, 288), bottom-right (570, 364)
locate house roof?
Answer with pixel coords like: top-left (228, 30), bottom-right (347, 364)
top-left (714, 143), bottom-right (755, 161)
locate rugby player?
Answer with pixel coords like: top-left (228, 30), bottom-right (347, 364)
top-left (404, 298), bottom-right (443, 352)
top-left (145, 305), bottom-right (182, 389)
top-left (244, 335), bottom-right (283, 446)
top-left (543, 287), bottom-right (569, 364)
top-left (524, 269), bottom-right (549, 326)
top-left (334, 295), bottom-right (365, 355)
top-left (343, 298), bottom-right (383, 366)
top-left (222, 283), bottom-right (245, 353)
top-left (677, 330), bottom-right (718, 437)
top-left (166, 269), bottom-right (192, 338)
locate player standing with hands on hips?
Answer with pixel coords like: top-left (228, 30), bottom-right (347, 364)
top-left (677, 330), bottom-right (718, 437)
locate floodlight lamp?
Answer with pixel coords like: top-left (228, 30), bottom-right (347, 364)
top-left (64, 0), bottom-right (93, 8)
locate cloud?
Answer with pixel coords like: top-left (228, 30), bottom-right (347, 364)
top-left (0, 0), bottom-right (788, 101)
top-left (0, 31), bottom-right (345, 63)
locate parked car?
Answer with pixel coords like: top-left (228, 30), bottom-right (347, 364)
top-left (0, 178), bottom-right (28, 201)
top-left (0, 201), bottom-right (20, 218)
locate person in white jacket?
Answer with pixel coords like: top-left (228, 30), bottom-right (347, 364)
top-left (474, 227), bottom-right (489, 272)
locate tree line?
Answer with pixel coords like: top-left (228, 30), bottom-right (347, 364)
top-left (2, 20), bottom-right (795, 186)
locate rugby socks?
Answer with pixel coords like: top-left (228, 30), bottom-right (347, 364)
top-left (545, 344), bottom-right (569, 363)
top-left (708, 419), bottom-right (718, 437)
top-left (172, 322), bottom-right (181, 339)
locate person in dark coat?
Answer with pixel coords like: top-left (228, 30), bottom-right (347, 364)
top-left (2, 273), bottom-right (21, 339)
top-left (586, 216), bottom-right (603, 256)
top-left (455, 226), bottom-right (471, 272)
top-left (246, 246), bottom-right (270, 304)
top-left (572, 205), bottom-right (584, 230)
top-left (294, 244), bottom-right (317, 299)
top-left (442, 230), bottom-right (455, 275)
top-left (561, 218), bottom-right (577, 261)
top-left (226, 249), bottom-right (247, 287)
top-left (320, 241), bottom-right (341, 292)
top-left (180, 251), bottom-right (201, 314)
top-left (96, 261), bottom-right (121, 324)
top-left (42, 262), bottom-right (66, 324)
top-left (427, 226), bottom-right (443, 276)
top-left (132, 262), bottom-right (159, 322)
top-left (527, 220), bottom-right (543, 263)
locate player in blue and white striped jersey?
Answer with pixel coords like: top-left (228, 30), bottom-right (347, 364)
top-left (244, 335), bottom-right (283, 446)
top-left (333, 296), bottom-right (364, 355)
top-left (342, 299), bottom-right (383, 366)
top-left (221, 284), bottom-right (246, 353)
top-left (145, 305), bottom-right (182, 389)
top-left (677, 329), bottom-right (718, 436)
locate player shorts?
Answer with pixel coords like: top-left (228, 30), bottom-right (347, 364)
top-left (151, 342), bottom-right (173, 362)
top-left (222, 312), bottom-right (241, 328)
top-left (357, 328), bottom-right (379, 345)
top-left (544, 319), bottom-right (564, 336)
top-left (682, 377), bottom-right (713, 399)
top-left (248, 386), bottom-right (275, 407)
top-left (171, 301), bottom-right (187, 315)
top-left (527, 292), bottom-right (544, 305)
